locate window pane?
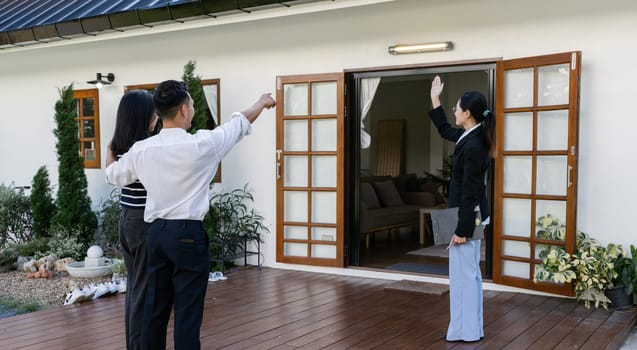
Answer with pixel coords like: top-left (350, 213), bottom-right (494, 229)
top-left (537, 110), bottom-right (568, 151)
top-left (284, 156), bottom-right (307, 187)
top-left (502, 260), bottom-right (529, 279)
top-left (284, 120), bottom-right (307, 151)
top-left (83, 120), bottom-right (95, 138)
top-left (311, 191), bottom-right (336, 224)
top-left (311, 119), bottom-right (337, 151)
top-left (536, 156), bottom-right (567, 196)
top-left (535, 200), bottom-right (567, 241)
top-left (284, 243), bottom-right (307, 257)
top-left (83, 141), bottom-right (96, 161)
top-left (311, 156), bottom-right (336, 188)
top-left (311, 244), bottom-right (336, 259)
top-left (502, 240), bottom-right (530, 259)
top-left (284, 83), bottom-right (308, 116)
top-left (535, 244), bottom-right (564, 260)
top-left (538, 64), bottom-right (569, 106)
top-left (504, 68), bottom-right (533, 108)
top-left (504, 112), bottom-right (533, 151)
top-left (284, 226), bottom-right (307, 240)
top-left (503, 156), bottom-right (532, 194)
top-left (503, 198), bottom-right (531, 237)
top-left (311, 227), bottom-right (336, 241)
top-left (311, 82), bottom-right (337, 115)
top-left (82, 98), bottom-right (95, 117)
top-left (284, 191), bottom-right (307, 222)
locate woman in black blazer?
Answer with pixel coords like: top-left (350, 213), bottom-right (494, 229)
top-left (428, 76), bottom-right (495, 342)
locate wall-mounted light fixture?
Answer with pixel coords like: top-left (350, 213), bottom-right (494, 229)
top-left (388, 41), bottom-right (453, 55)
top-left (87, 73), bottom-right (115, 88)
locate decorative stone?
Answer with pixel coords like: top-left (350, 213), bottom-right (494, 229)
top-left (55, 257), bottom-right (74, 272)
top-left (23, 260), bottom-right (38, 273)
top-left (87, 246), bottom-right (103, 258)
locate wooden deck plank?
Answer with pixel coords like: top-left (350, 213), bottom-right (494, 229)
top-left (0, 267), bottom-right (634, 350)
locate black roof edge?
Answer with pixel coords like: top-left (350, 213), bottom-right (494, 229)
top-left (0, 0), bottom-right (329, 49)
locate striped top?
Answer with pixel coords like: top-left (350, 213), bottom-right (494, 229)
top-left (120, 180), bottom-right (147, 208)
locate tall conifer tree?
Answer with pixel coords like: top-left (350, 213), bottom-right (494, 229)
top-left (51, 85), bottom-right (97, 245)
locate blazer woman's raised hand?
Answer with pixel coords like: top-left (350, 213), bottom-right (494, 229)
top-left (430, 75), bottom-right (444, 108)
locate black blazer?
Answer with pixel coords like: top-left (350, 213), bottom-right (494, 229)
top-left (429, 106), bottom-right (490, 238)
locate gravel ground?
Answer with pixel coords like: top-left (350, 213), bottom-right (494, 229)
top-left (0, 270), bottom-right (114, 311)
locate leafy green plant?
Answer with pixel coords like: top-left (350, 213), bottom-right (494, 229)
top-left (204, 184), bottom-right (268, 269)
top-left (111, 259), bottom-right (127, 275)
top-left (0, 245), bottom-right (19, 268)
top-left (536, 214), bottom-right (566, 241)
top-left (0, 183), bottom-right (34, 245)
top-left (30, 165), bottom-right (56, 238)
top-left (96, 188), bottom-right (122, 256)
top-left (44, 225), bottom-right (86, 261)
top-left (613, 244), bottom-right (637, 296)
top-left (14, 238), bottom-right (49, 259)
top-left (51, 84), bottom-right (98, 246)
top-left (534, 231), bottom-right (625, 309)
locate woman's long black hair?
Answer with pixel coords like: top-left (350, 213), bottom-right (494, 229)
top-left (110, 90), bottom-right (155, 156)
top-left (459, 91), bottom-right (496, 156)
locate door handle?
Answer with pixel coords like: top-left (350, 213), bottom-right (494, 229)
top-left (567, 165), bottom-right (573, 187)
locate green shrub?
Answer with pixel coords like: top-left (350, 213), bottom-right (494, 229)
top-left (0, 245), bottom-right (19, 268)
top-left (30, 166), bottom-right (56, 238)
top-left (51, 85), bottom-right (98, 246)
top-left (204, 184), bottom-right (268, 269)
top-left (14, 238), bottom-right (50, 259)
top-left (0, 183), bottom-right (34, 245)
top-left (46, 225), bottom-right (86, 261)
top-left (96, 188), bottom-right (122, 256)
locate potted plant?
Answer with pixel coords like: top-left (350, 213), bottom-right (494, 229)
top-left (534, 231), bottom-right (624, 309)
top-left (204, 184), bottom-right (269, 272)
top-left (111, 259), bottom-right (127, 280)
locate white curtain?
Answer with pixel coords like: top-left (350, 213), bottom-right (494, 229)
top-left (360, 78), bottom-right (381, 149)
top-left (202, 84), bottom-right (218, 124)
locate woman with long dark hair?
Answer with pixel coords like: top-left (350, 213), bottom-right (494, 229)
top-left (107, 89), bottom-right (158, 350)
top-left (428, 75), bottom-right (495, 342)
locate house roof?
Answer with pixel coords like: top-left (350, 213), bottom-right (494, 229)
top-left (0, 0), bottom-right (324, 49)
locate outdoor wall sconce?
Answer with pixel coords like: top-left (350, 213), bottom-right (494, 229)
top-left (87, 73), bottom-right (115, 88)
top-left (388, 41), bottom-right (453, 55)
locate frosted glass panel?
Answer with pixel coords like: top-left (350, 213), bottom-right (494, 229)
top-left (536, 156), bottom-right (567, 196)
top-left (504, 112), bottom-right (533, 151)
top-left (312, 227), bottom-right (336, 241)
top-left (535, 244), bottom-right (564, 259)
top-left (503, 198), bottom-right (531, 237)
top-left (538, 64), bottom-right (569, 106)
top-left (284, 120), bottom-right (307, 151)
top-left (535, 200), bottom-right (566, 241)
top-left (312, 191), bottom-right (336, 224)
top-left (505, 68), bottom-right (533, 108)
top-left (284, 243), bottom-right (307, 257)
top-left (311, 82), bottom-right (337, 115)
top-left (502, 260), bottom-right (529, 279)
top-left (311, 244), bottom-right (336, 259)
top-left (284, 191), bottom-right (307, 222)
top-left (284, 226), bottom-right (307, 240)
top-left (503, 156), bottom-right (532, 194)
top-left (312, 156), bottom-right (336, 188)
top-left (284, 83), bottom-right (308, 116)
top-left (503, 240), bottom-right (530, 259)
top-left (284, 156), bottom-right (307, 187)
top-left (312, 119), bottom-right (337, 151)
top-left (537, 110), bottom-right (568, 151)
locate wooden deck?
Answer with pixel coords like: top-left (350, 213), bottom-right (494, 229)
top-left (0, 267), bottom-right (635, 349)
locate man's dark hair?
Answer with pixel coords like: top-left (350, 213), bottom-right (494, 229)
top-left (154, 80), bottom-right (190, 119)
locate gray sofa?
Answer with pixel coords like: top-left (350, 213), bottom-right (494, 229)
top-left (360, 174), bottom-right (446, 248)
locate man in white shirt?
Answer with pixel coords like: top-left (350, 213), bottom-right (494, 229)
top-left (105, 80), bottom-right (275, 350)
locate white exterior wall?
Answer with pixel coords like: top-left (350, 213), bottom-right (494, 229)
top-left (1, 0), bottom-right (635, 291)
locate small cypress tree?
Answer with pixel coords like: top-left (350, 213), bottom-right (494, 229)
top-left (30, 165), bottom-right (56, 238)
top-left (182, 60), bottom-right (211, 133)
top-left (51, 85), bottom-right (97, 246)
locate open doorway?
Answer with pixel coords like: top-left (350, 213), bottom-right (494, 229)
top-left (347, 64), bottom-right (495, 278)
